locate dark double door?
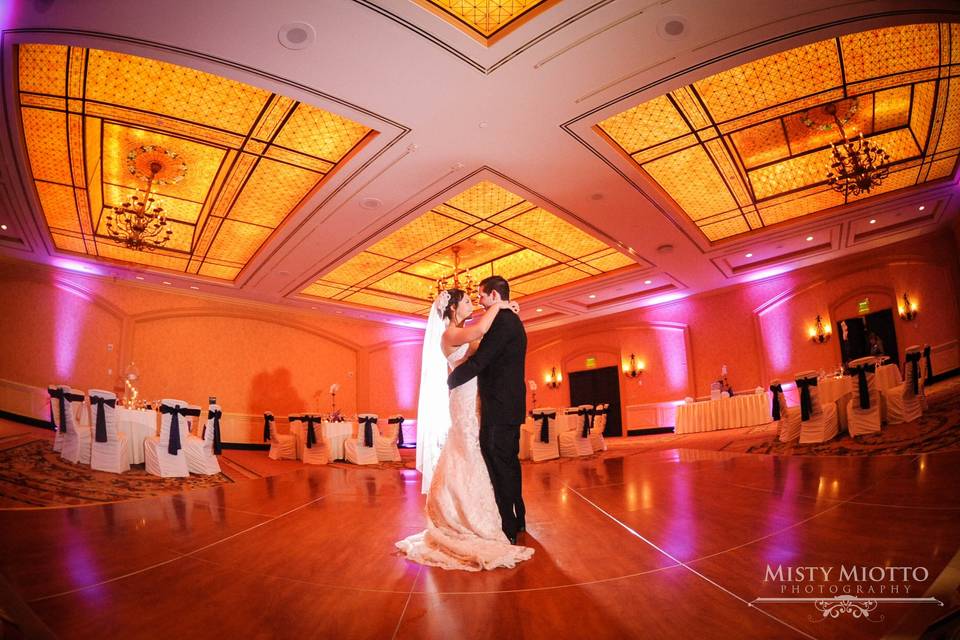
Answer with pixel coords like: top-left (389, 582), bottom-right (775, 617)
top-left (568, 366), bottom-right (622, 437)
top-left (836, 308), bottom-right (900, 367)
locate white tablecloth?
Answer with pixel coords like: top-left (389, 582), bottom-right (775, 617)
top-left (817, 376), bottom-right (852, 404)
top-left (291, 420), bottom-right (354, 460)
top-left (115, 408), bottom-right (157, 464)
top-left (674, 393), bottom-right (770, 434)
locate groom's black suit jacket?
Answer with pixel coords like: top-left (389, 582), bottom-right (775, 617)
top-left (447, 309), bottom-right (527, 427)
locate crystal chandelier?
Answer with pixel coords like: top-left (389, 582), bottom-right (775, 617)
top-left (809, 100), bottom-right (891, 197)
top-left (105, 145), bottom-right (186, 251)
top-left (428, 245), bottom-right (478, 302)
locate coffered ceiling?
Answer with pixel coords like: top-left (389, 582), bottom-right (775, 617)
top-left (0, 0), bottom-right (957, 329)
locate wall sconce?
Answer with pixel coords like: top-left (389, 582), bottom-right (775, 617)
top-left (622, 353), bottom-right (645, 378)
top-left (545, 367), bottom-right (562, 389)
top-left (898, 292), bottom-right (918, 321)
top-left (808, 314), bottom-right (832, 344)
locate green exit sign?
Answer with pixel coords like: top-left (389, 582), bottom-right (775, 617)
top-left (585, 357), bottom-right (597, 369)
top-left (858, 298), bottom-right (870, 314)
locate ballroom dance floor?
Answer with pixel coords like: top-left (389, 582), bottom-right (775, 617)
top-left (1, 444), bottom-right (958, 639)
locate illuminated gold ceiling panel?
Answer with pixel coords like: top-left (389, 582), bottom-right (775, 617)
top-left (301, 180), bottom-right (636, 315)
top-left (415, 0), bottom-right (556, 45)
top-left (16, 44), bottom-right (376, 280)
top-left (597, 23), bottom-right (960, 242)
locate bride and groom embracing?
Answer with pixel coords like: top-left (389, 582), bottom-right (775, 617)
top-left (396, 275), bottom-right (534, 571)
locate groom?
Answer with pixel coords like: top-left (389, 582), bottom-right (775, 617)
top-left (448, 275), bottom-right (527, 544)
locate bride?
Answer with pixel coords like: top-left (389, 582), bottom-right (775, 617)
top-left (397, 289), bottom-right (534, 571)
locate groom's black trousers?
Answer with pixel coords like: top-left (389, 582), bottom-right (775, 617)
top-left (479, 423), bottom-right (525, 539)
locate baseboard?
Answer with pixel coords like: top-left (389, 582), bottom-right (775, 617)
top-left (929, 367), bottom-right (959, 385)
top-left (626, 427), bottom-right (675, 436)
top-left (220, 442), bottom-right (270, 451)
top-left (0, 410), bottom-right (53, 430)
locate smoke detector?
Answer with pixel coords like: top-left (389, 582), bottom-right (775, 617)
top-left (278, 22), bottom-right (316, 50)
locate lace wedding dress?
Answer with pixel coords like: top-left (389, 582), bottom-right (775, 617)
top-left (396, 344), bottom-right (534, 571)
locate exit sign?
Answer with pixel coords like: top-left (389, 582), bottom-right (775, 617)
top-left (585, 357), bottom-right (597, 369)
top-left (858, 298), bottom-right (870, 314)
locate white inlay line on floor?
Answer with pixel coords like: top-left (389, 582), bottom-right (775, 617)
top-left (392, 564), bottom-right (423, 640)
top-left (566, 484), bottom-right (817, 640)
top-left (29, 494), bottom-right (329, 602)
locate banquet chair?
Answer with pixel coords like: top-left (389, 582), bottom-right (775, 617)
top-left (185, 404), bottom-right (223, 475)
top-left (846, 357), bottom-right (882, 436)
top-left (523, 408), bottom-right (560, 462)
top-left (920, 344), bottom-right (931, 410)
top-left (60, 387), bottom-right (92, 465)
top-left (769, 380), bottom-right (800, 442)
top-left (559, 405), bottom-right (593, 457)
top-left (89, 389), bottom-right (129, 473)
top-left (145, 399), bottom-right (196, 477)
top-left (589, 404), bottom-right (608, 452)
top-left (48, 384), bottom-right (67, 452)
top-left (376, 415), bottom-right (403, 462)
top-left (263, 412), bottom-right (296, 461)
top-left (345, 413), bottom-right (379, 465)
top-left (793, 371), bottom-right (838, 443)
top-left (885, 345), bottom-right (923, 424)
top-left (289, 414), bottom-right (328, 465)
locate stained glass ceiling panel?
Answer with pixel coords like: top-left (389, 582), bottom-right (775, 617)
top-left (416, 0), bottom-right (556, 44)
top-left (301, 180), bottom-right (637, 315)
top-left (596, 23), bottom-right (960, 242)
top-left (16, 43), bottom-right (376, 280)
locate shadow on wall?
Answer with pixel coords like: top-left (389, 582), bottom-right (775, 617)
top-left (248, 368), bottom-right (304, 414)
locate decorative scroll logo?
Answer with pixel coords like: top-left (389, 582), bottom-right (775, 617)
top-left (753, 565), bottom-right (943, 623)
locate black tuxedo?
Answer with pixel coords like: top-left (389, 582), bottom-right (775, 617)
top-left (448, 309), bottom-right (527, 539)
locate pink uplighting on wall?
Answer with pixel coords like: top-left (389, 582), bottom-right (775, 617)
top-left (655, 328), bottom-right (688, 392)
top-left (52, 258), bottom-right (105, 276)
top-left (53, 289), bottom-right (83, 379)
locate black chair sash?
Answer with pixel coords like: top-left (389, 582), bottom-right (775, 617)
top-left (359, 416), bottom-right (377, 448)
top-left (769, 384), bottom-right (783, 421)
top-left (90, 396), bottom-right (116, 443)
top-left (388, 416), bottom-right (404, 446)
top-left (852, 366), bottom-right (871, 409)
top-left (923, 345), bottom-right (933, 381)
top-left (580, 408), bottom-right (592, 438)
top-left (159, 404), bottom-right (200, 455)
top-left (206, 409), bottom-right (223, 455)
top-left (49, 387), bottom-right (67, 433)
top-left (60, 391), bottom-right (84, 434)
top-left (263, 414), bottom-right (274, 442)
top-left (533, 411), bottom-right (555, 443)
top-left (795, 378), bottom-right (818, 421)
top-left (289, 415), bottom-right (320, 448)
top-left (864, 362), bottom-right (877, 374)
top-left (905, 351), bottom-right (922, 395)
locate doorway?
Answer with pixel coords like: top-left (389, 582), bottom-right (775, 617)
top-left (568, 366), bottom-right (622, 437)
top-left (836, 308), bottom-right (900, 367)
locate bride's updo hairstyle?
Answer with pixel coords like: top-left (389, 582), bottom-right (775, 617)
top-left (442, 288), bottom-right (465, 322)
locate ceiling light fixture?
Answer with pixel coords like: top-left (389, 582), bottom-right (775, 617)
top-left (278, 22), bottom-right (316, 50)
top-left (588, 294), bottom-right (596, 299)
top-left (106, 145), bottom-right (185, 251)
top-left (806, 99), bottom-right (891, 196)
top-left (0, 224), bottom-right (7, 231)
top-left (162, 281), bottom-right (171, 285)
top-left (428, 245), bottom-right (477, 303)
top-left (644, 279), bottom-right (652, 285)
top-left (745, 252), bottom-right (753, 258)
top-left (918, 205), bottom-right (925, 211)
top-left (806, 236), bottom-right (814, 241)
top-left (535, 308), bottom-right (543, 313)
top-left (189, 285), bottom-right (199, 290)
top-left (869, 219), bottom-right (877, 224)
top-left (135, 276), bottom-right (145, 280)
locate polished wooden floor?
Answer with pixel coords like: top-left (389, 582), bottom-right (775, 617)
top-left (1, 444), bottom-right (958, 639)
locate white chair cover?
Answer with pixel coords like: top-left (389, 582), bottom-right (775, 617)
top-left (376, 415), bottom-right (403, 462)
top-left (144, 398), bottom-right (191, 477)
top-left (289, 414), bottom-right (328, 465)
top-left (845, 359), bottom-right (881, 436)
top-left (60, 387), bottom-right (92, 465)
top-left (89, 389), bottom-right (129, 473)
top-left (885, 346), bottom-right (923, 424)
top-left (589, 404), bottom-right (608, 452)
top-left (264, 412), bottom-right (296, 461)
top-left (794, 372), bottom-right (838, 444)
top-left (522, 408), bottom-right (560, 462)
top-left (559, 405), bottom-right (593, 457)
top-left (769, 380), bottom-right (800, 442)
top-left (185, 404), bottom-right (223, 475)
top-left (345, 413), bottom-right (379, 465)
top-left (49, 384), bottom-right (66, 452)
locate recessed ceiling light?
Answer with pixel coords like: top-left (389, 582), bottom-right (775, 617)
top-left (644, 279), bottom-right (652, 285)
top-left (745, 252), bottom-right (753, 258)
top-left (869, 219), bottom-right (877, 224)
top-left (278, 22), bottom-right (316, 50)
top-left (478, 121), bottom-right (489, 129)
top-left (918, 205), bottom-right (925, 211)
top-left (359, 197), bottom-right (381, 210)
top-left (335, 311), bottom-right (342, 314)
top-left (535, 308), bottom-right (543, 312)
top-left (656, 244), bottom-right (674, 254)
top-left (805, 236), bottom-right (814, 242)
top-left (162, 281), bottom-right (172, 285)
top-left (189, 285), bottom-right (199, 290)
top-left (135, 276), bottom-right (144, 280)
top-left (0, 224), bottom-right (7, 231)
top-left (311, 306), bottom-right (316, 309)
top-left (590, 193), bottom-right (604, 201)
top-left (657, 15), bottom-right (687, 40)
top-left (588, 294), bottom-right (596, 299)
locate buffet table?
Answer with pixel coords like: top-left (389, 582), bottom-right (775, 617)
top-left (674, 393), bottom-right (770, 434)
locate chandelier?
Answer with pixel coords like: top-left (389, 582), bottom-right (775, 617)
top-left (806, 100), bottom-right (891, 197)
top-left (428, 245), bottom-right (478, 302)
top-left (105, 145), bottom-right (186, 251)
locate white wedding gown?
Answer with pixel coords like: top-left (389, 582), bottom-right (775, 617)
top-left (396, 344), bottom-right (534, 571)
